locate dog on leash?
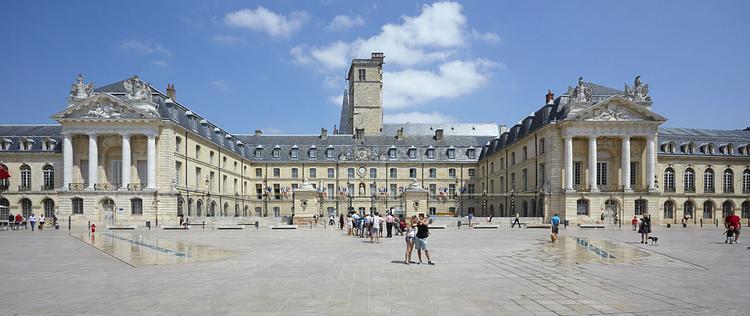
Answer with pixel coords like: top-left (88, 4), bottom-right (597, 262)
top-left (647, 236), bottom-right (659, 245)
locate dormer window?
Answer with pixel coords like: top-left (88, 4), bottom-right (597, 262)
top-left (291, 146), bottom-right (299, 159)
top-left (20, 138), bottom-right (33, 151)
top-left (272, 146), bottom-right (280, 158)
top-left (309, 147), bottom-right (317, 159)
top-left (467, 148), bottom-right (476, 159)
top-left (388, 147), bottom-right (397, 159)
top-left (42, 138), bottom-right (56, 151)
top-left (426, 148), bottom-right (435, 159)
top-left (325, 147), bottom-right (334, 158)
top-left (254, 146), bottom-right (263, 158)
top-left (447, 148), bottom-right (456, 159)
top-left (408, 148), bottom-right (417, 159)
top-left (0, 139), bottom-right (11, 151)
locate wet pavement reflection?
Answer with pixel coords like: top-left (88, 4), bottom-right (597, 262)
top-left (71, 231), bottom-right (233, 267)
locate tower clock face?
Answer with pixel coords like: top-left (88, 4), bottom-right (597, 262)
top-left (358, 167), bottom-right (367, 176)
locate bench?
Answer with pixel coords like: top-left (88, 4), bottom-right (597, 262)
top-left (216, 226), bottom-right (243, 230)
top-left (526, 224), bottom-right (551, 229)
top-left (580, 224), bottom-right (606, 229)
top-left (108, 226), bottom-right (136, 230)
top-left (163, 226), bottom-right (188, 230)
top-left (428, 225), bottom-right (446, 229)
top-left (270, 225), bottom-right (298, 230)
top-left (473, 225), bottom-right (499, 229)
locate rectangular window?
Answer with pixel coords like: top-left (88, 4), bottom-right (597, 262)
top-left (80, 160), bottom-right (89, 186)
top-left (291, 148), bottom-right (299, 158)
top-left (429, 184), bottom-right (436, 196)
top-left (409, 168), bottom-right (417, 178)
top-left (449, 184), bottom-right (456, 196)
top-left (327, 184), bottom-right (334, 199)
top-left (468, 184), bottom-right (475, 199)
top-left (390, 184), bottom-right (397, 196)
top-left (309, 168), bottom-right (317, 179)
top-left (209, 171), bottom-right (215, 191)
top-left (574, 161), bottom-right (582, 187)
top-left (195, 167), bottom-right (201, 189)
top-left (111, 160), bottom-right (122, 187)
top-left (273, 168), bottom-right (280, 178)
top-left (511, 173), bottom-right (516, 190)
top-left (255, 184), bottom-right (262, 200)
top-left (358, 69), bottom-right (366, 81)
top-left (447, 149), bottom-right (456, 159)
top-left (347, 168), bottom-right (355, 179)
top-left (175, 162), bottom-right (182, 187)
top-left (309, 148), bottom-right (317, 158)
top-left (468, 168), bottom-right (475, 177)
top-left (388, 148), bottom-right (397, 159)
top-left (426, 149), bottom-right (435, 159)
top-left (273, 184), bottom-right (280, 200)
top-left (291, 168), bottom-right (298, 178)
top-left (131, 199), bottom-right (143, 215)
top-left (272, 148), bottom-right (280, 158)
top-left (429, 168), bottom-right (436, 178)
top-left (522, 168), bottom-right (528, 191)
top-left (72, 198), bottom-right (84, 215)
top-left (327, 168), bottom-right (335, 178)
top-left (254, 148), bottom-right (262, 158)
top-left (326, 148), bottom-right (334, 158)
top-left (369, 183), bottom-right (376, 196)
top-left (222, 175), bottom-right (227, 192)
top-left (137, 160), bottom-right (147, 185)
top-left (490, 180), bottom-right (494, 193)
top-left (630, 162), bottom-right (638, 187)
top-left (389, 168), bottom-right (397, 178)
top-left (370, 168), bottom-right (377, 179)
top-left (408, 148), bottom-right (416, 159)
top-left (255, 168), bottom-right (262, 178)
top-left (596, 162), bottom-right (608, 186)
top-left (538, 163), bottom-right (545, 187)
top-left (449, 168), bottom-right (456, 178)
top-left (347, 183), bottom-right (354, 196)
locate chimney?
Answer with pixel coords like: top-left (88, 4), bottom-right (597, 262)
top-left (254, 129), bottom-right (262, 136)
top-left (545, 89), bottom-right (554, 105)
top-left (434, 129), bottom-right (444, 140)
top-left (320, 128), bottom-right (328, 140)
top-left (371, 52), bottom-right (385, 63)
top-left (166, 83), bottom-right (176, 101)
top-left (396, 127), bottom-right (404, 140)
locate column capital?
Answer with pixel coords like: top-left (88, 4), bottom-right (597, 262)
top-left (87, 132), bottom-right (98, 138)
top-left (121, 133), bottom-right (131, 138)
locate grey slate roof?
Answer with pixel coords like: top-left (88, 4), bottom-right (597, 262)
top-left (381, 123), bottom-right (500, 138)
top-left (0, 125), bottom-right (62, 152)
top-left (479, 101), bottom-right (568, 159)
top-left (658, 127), bottom-right (750, 156)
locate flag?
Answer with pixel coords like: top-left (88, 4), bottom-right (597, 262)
top-left (0, 165), bottom-right (9, 180)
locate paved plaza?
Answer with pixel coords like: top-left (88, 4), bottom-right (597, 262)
top-left (1, 224), bottom-right (748, 315)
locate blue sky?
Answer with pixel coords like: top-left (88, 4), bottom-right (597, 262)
top-left (1, 0), bottom-right (748, 133)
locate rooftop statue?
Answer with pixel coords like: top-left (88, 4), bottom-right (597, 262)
top-left (568, 76), bottom-right (592, 102)
top-left (123, 76), bottom-right (152, 101)
top-left (625, 75), bottom-right (651, 102)
top-left (69, 74), bottom-right (94, 99)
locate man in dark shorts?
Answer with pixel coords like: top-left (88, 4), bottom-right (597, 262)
top-left (725, 211), bottom-right (741, 244)
top-left (415, 213), bottom-right (435, 265)
top-left (551, 213), bottom-right (561, 242)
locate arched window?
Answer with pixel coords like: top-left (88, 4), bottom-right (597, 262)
top-left (42, 165), bottom-right (54, 190)
top-left (20, 164), bottom-right (31, 190)
top-left (223, 202), bottom-right (229, 217)
top-left (664, 168), bottom-right (675, 192)
top-left (703, 201), bottom-right (713, 219)
top-left (522, 146), bottom-right (528, 161)
top-left (723, 169), bottom-right (734, 193)
top-left (20, 198), bottom-right (32, 217)
top-left (234, 204), bottom-right (239, 217)
top-left (210, 201), bottom-right (216, 217)
top-left (722, 200), bottom-right (734, 218)
top-left (743, 170), bottom-right (750, 193)
top-left (576, 199), bottom-right (589, 215)
top-left (704, 169), bottom-right (715, 193)
top-left (43, 199), bottom-right (55, 217)
top-left (538, 138), bottom-right (546, 154)
top-left (634, 199), bottom-right (648, 216)
top-left (131, 198), bottom-right (143, 215)
top-left (196, 199), bottom-right (203, 217)
top-left (663, 201), bottom-right (674, 219)
top-left (71, 198), bottom-right (84, 215)
top-left (0, 164), bottom-right (9, 189)
top-left (187, 198), bottom-right (193, 217)
top-left (0, 198), bottom-right (9, 218)
top-left (742, 201), bottom-right (750, 219)
top-left (684, 201), bottom-right (694, 220)
top-left (684, 168), bottom-right (695, 193)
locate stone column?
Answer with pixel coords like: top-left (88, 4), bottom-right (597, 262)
top-left (646, 135), bottom-right (656, 190)
top-left (622, 136), bottom-right (631, 192)
top-left (121, 134), bottom-right (131, 190)
top-left (564, 136), bottom-right (574, 191)
top-left (87, 133), bottom-right (98, 190)
top-left (588, 136), bottom-right (598, 192)
top-left (146, 134), bottom-right (156, 189)
top-left (63, 133), bottom-right (73, 190)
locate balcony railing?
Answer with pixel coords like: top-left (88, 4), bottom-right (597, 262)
top-left (127, 183), bottom-right (146, 191)
top-left (40, 184), bottom-right (55, 191)
top-left (18, 185), bottom-right (32, 192)
top-left (685, 187), bottom-right (696, 193)
top-left (69, 183), bottom-right (85, 191)
top-left (724, 187), bottom-right (734, 194)
top-left (664, 187), bottom-right (676, 193)
top-left (94, 183), bottom-right (120, 191)
top-left (704, 187), bottom-right (715, 193)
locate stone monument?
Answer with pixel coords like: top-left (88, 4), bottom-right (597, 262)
top-left (403, 178), bottom-right (428, 218)
top-left (292, 179), bottom-right (320, 224)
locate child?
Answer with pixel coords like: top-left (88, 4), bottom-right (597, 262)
top-left (726, 226), bottom-right (736, 244)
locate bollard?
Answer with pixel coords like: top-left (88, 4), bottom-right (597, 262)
top-left (715, 219), bottom-right (718, 227)
top-left (700, 218), bottom-right (703, 227)
top-left (255, 221), bottom-right (259, 229)
top-left (457, 221), bottom-right (462, 229)
top-left (202, 221), bottom-right (205, 230)
top-left (667, 223), bottom-right (671, 228)
top-left (68, 216), bottom-right (71, 231)
top-left (88, 221), bottom-right (91, 231)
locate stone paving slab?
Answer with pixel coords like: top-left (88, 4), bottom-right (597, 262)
top-left (0, 226), bottom-right (748, 315)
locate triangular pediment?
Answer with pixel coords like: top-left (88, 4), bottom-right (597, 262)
top-left (53, 93), bottom-right (159, 120)
top-left (566, 95), bottom-right (666, 122)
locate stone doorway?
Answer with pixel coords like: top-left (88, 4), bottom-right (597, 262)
top-left (101, 198), bottom-right (115, 225)
top-left (605, 199), bottom-right (618, 225)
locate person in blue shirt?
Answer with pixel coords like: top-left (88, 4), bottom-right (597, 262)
top-left (551, 214), bottom-right (561, 241)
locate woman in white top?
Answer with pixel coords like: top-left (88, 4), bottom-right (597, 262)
top-left (28, 214), bottom-right (36, 231)
top-left (404, 215), bottom-right (418, 264)
top-left (39, 214), bottom-right (45, 231)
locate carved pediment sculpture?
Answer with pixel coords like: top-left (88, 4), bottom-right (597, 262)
top-left (587, 104), bottom-right (636, 121)
top-left (69, 74), bottom-right (95, 99)
top-left (123, 76), bottom-right (152, 101)
top-left (82, 102), bottom-right (124, 119)
top-left (625, 75), bottom-right (651, 102)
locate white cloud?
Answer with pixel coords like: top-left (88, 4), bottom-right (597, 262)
top-left (120, 40), bottom-right (172, 56)
top-left (213, 34), bottom-right (247, 44)
top-left (211, 80), bottom-right (232, 92)
top-left (471, 29), bottom-right (501, 44)
top-left (152, 60), bottom-right (169, 67)
top-left (292, 1), bottom-right (467, 68)
top-left (384, 59), bottom-right (497, 108)
top-left (328, 94), bottom-right (343, 105)
top-left (225, 7), bottom-right (310, 38)
top-left (383, 111), bottom-right (455, 124)
top-left (327, 14), bottom-right (365, 30)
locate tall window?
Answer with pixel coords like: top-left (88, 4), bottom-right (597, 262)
top-left (347, 168), bottom-right (355, 179)
top-left (291, 147), bottom-right (299, 159)
top-left (467, 148), bottom-right (476, 159)
top-left (538, 163), bottom-right (545, 187)
top-left (596, 162), bottom-right (608, 186)
top-left (722, 201), bottom-right (734, 218)
top-left (522, 146), bottom-right (528, 161)
top-left (538, 138), bottom-right (545, 154)
top-left (630, 162), bottom-right (638, 187)
top-left (358, 69), bottom-right (366, 81)
top-left (195, 167), bottom-right (202, 188)
top-left (20, 164), bottom-right (31, 189)
top-left (370, 168), bottom-right (377, 179)
top-left (684, 168), bottom-right (695, 192)
top-left (703, 201), bottom-right (713, 219)
top-left (429, 184), bottom-right (436, 196)
top-left (137, 160), bottom-right (147, 185)
top-left (704, 169), bottom-right (715, 193)
top-left (576, 199), bottom-right (589, 215)
top-left (663, 201), bottom-right (674, 219)
top-left (0, 164), bottom-right (8, 189)
top-left (175, 162), bottom-right (182, 187)
top-left (449, 168), bottom-right (456, 178)
top-left (743, 169), bottom-right (750, 193)
top-left (447, 148), bottom-right (455, 159)
top-left (327, 168), bottom-right (335, 178)
top-left (468, 168), bottom-right (475, 177)
top-left (0, 199), bottom-right (8, 219)
top-left (272, 147), bottom-right (280, 158)
top-left (20, 199), bottom-right (32, 217)
top-left (684, 201), bottom-right (694, 219)
top-left (309, 148), bottom-right (317, 158)
top-left (291, 168), bottom-right (299, 178)
top-left (634, 199), bottom-right (648, 216)
top-left (255, 147), bottom-right (263, 158)
top-left (511, 152), bottom-right (516, 165)
top-left (175, 137), bottom-right (182, 152)
top-left (43, 164), bottom-right (54, 190)
top-left (326, 147), bottom-right (334, 158)
top-left (663, 168), bottom-right (675, 192)
top-left (742, 201), bottom-right (750, 219)
top-left (429, 168), bottom-right (436, 178)
top-left (43, 199), bottom-right (55, 217)
top-left (255, 168), bottom-right (262, 178)
top-left (408, 148), bottom-right (416, 159)
top-left (309, 168), bottom-right (317, 179)
top-left (72, 198), bottom-right (84, 215)
top-left (574, 162), bottom-right (582, 187)
top-left (723, 168), bottom-right (734, 193)
top-left (209, 151), bottom-right (215, 164)
top-left (131, 198), bottom-right (143, 215)
top-left (390, 168), bottom-right (397, 178)
top-left (522, 168), bottom-right (528, 191)
top-left (409, 168), bottom-right (417, 178)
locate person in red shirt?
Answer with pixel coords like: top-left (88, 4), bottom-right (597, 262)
top-left (725, 211), bottom-right (741, 244)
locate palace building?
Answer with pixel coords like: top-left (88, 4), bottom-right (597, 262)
top-left (1, 53), bottom-right (748, 227)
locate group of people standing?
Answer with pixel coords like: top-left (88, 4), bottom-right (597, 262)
top-left (5, 213), bottom-right (56, 231)
top-left (342, 210), bottom-right (435, 265)
top-left (346, 210), bottom-right (387, 243)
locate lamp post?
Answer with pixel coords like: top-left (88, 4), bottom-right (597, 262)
top-left (510, 188), bottom-right (516, 217)
top-left (482, 189), bottom-right (487, 217)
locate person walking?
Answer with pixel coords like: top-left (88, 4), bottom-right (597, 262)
top-left (551, 213), bottom-right (561, 242)
top-left (14, 213), bottom-right (22, 230)
top-left (351, 212), bottom-right (360, 237)
top-left (631, 216), bottom-right (638, 231)
top-left (725, 210), bottom-right (741, 244)
top-left (39, 214), bottom-right (45, 231)
top-left (415, 214), bottom-right (434, 265)
top-left (404, 215), bottom-right (417, 264)
top-left (467, 212), bottom-right (474, 228)
top-left (339, 213), bottom-right (344, 230)
top-left (363, 213), bottom-right (372, 238)
top-left (28, 214), bottom-right (36, 231)
top-left (371, 212), bottom-right (382, 243)
top-left (639, 214), bottom-right (652, 244)
top-left (386, 212), bottom-right (394, 238)
top-left (511, 212), bottom-right (521, 228)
